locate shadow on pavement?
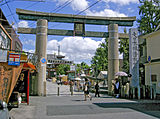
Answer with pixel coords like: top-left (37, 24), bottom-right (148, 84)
top-left (93, 102), bottom-right (160, 118)
top-left (71, 99), bottom-right (86, 101)
top-left (47, 94), bottom-right (84, 96)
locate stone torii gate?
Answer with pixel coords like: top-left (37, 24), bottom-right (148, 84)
top-left (16, 8), bottom-right (136, 96)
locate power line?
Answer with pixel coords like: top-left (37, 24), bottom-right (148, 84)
top-left (51, 0), bottom-right (72, 13)
top-left (5, 0), bottom-right (18, 24)
top-left (76, 0), bottom-right (102, 15)
top-left (0, 0), bottom-right (12, 6)
top-left (6, 1), bottom-right (42, 17)
top-left (53, 0), bottom-right (73, 13)
top-left (45, 0), bottom-right (73, 30)
top-left (28, 0), bottom-right (74, 28)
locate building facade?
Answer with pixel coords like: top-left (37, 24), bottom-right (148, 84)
top-left (47, 54), bottom-right (73, 78)
top-left (0, 24), bottom-right (12, 49)
top-left (139, 30), bottom-right (160, 97)
top-left (0, 8), bottom-right (22, 51)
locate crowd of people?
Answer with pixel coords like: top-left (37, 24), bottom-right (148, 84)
top-left (67, 77), bottom-right (131, 101)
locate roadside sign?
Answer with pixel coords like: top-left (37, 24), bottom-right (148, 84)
top-left (40, 57), bottom-right (47, 64)
top-left (41, 64), bottom-right (46, 67)
top-left (8, 53), bottom-right (21, 66)
top-left (148, 56), bottom-right (151, 63)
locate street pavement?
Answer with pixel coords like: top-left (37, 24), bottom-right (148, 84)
top-left (9, 81), bottom-right (160, 119)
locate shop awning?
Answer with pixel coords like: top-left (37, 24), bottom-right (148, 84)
top-left (23, 62), bottom-right (36, 70)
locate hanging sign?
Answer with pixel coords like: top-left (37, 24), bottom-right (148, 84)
top-left (74, 22), bottom-right (85, 36)
top-left (8, 53), bottom-right (21, 66)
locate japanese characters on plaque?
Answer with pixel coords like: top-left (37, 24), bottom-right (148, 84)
top-left (129, 28), bottom-right (139, 87)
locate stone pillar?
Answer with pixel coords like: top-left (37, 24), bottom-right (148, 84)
top-left (35, 19), bottom-right (48, 96)
top-left (108, 24), bottom-right (119, 95)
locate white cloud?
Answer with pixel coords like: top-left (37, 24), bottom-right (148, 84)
top-left (22, 39), bottom-right (35, 46)
top-left (103, 0), bottom-right (139, 5)
top-left (71, 0), bottom-right (89, 11)
top-left (23, 49), bottom-right (35, 53)
top-left (127, 8), bottom-right (134, 13)
top-left (18, 21), bottom-right (29, 28)
top-left (47, 37), bottom-right (101, 64)
top-left (86, 9), bottom-right (127, 17)
top-left (23, 36), bottom-right (123, 64)
top-left (54, 0), bottom-right (89, 11)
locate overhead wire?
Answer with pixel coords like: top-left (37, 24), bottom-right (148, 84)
top-left (28, 0), bottom-right (73, 28)
top-left (50, 0), bottom-right (73, 13)
top-left (76, 0), bottom-right (102, 15)
top-left (3, 0), bottom-right (41, 46)
top-left (53, 0), bottom-right (73, 13)
top-left (6, 0), bottom-right (41, 19)
top-left (5, 0), bottom-right (18, 24)
top-left (0, 0), bottom-right (12, 7)
top-left (49, 0), bottom-right (102, 39)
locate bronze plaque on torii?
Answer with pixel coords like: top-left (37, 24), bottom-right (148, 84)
top-left (74, 22), bottom-right (85, 36)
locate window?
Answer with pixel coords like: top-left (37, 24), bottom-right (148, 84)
top-left (151, 75), bottom-right (157, 82)
top-left (0, 28), bottom-right (11, 49)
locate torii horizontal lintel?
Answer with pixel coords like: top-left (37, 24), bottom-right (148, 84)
top-left (18, 27), bottom-right (129, 39)
top-left (16, 8), bottom-right (136, 26)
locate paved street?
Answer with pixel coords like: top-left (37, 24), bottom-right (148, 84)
top-left (9, 81), bottom-right (160, 119)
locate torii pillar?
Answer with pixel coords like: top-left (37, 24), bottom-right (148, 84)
top-left (108, 24), bottom-right (119, 95)
top-left (35, 19), bottom-right (48, 96)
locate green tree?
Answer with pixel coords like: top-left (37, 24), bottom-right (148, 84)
top-left (137, 0), bottom-right (160, 34)
top-left (75, 62), bottom-right (90, 75)
top-left (91, 38), bottom-right (108, 75)
top-left (56, 64), bottom-right (70, 75)
top-left (119, 28), bottom-right (129, 73)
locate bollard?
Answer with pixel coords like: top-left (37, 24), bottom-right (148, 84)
top-left (43, 81), bottom-right (46, 96)
top-left (71, 86), bottom-right (73, 96)
top-left (57, 87), bottom-right (59, 96)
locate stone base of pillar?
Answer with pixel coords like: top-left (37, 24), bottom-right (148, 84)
top-left (43, 81), bottom-right (46, 96)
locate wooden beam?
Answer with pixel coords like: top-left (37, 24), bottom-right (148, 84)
top-left (16, 9), bottom-right (136, 26)
top-left (18, 27), bottom-right (129, 39)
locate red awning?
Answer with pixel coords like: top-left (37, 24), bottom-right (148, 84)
top-left (23, 62), bottom-right (36, 70)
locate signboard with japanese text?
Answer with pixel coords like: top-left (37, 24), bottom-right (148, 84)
top-left (129, 28), bottom-right (139, 87)
top-left (74, 22), bottom-right (85, 36)
top-left (0, 49), bottom-right (7, 62)
top-left (8, 53), bottom-right (21, 66)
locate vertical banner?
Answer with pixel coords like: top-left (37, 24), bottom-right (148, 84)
top-left (129, 28), bottom-right (139, 87)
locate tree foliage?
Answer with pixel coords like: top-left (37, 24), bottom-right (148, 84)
top-left (91, 30), bottom-right (130, 75)
top-left (91, 38), bottom-right (108, 75)
top-left (76, 62), bottom-right (90, 74)
top-left (137, 0), bottom-right (160, 34)
top-left (119, 28), bottom-right (129, 73)
top-left (56, 64), bottom-right (70, 75)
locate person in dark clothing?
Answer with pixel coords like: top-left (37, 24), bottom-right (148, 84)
top-left (95, 82), bottom-right (100, 97)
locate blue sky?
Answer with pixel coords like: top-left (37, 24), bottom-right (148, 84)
top-left (0, 0), bottom-right (140, 64)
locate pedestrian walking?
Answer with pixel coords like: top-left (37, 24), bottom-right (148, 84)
top-left (69, 80), bottom-right (74, 95)
top-left (113, 78), bottom-right (120, 98)
top-left (95, 82), bottom-right (100, 97)
top-left (83, 82), bottom-right (92, 101)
